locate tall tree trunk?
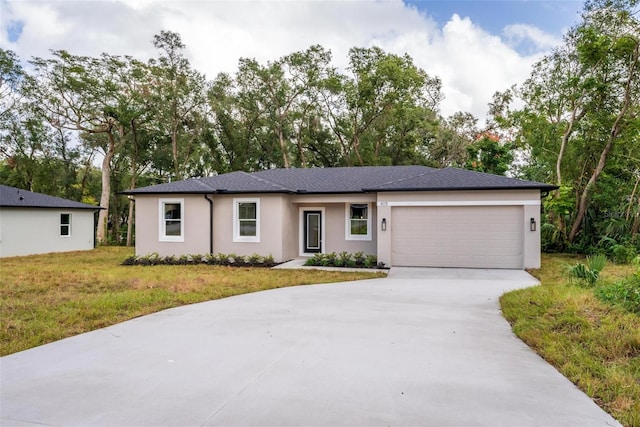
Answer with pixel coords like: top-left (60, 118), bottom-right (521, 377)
top-left (126, 197), bottom-right (135, 247)
top-left (352, 132), bottom-right (364, 165)
top-left (632, 196), bottom-right (640, 235)
top-left (626, 174), bottom-right (640, 221)
top-left (79, 149), bottom-right (95, 199)
top-left (296, 126), bottom-right (306, 168)
top-left (553, 109), bottom-right (583, 239)
top-left (278, 127), bottom-right (290, 168)
top-left (172, 125), bottom-right (179, 180)
top-left (96, 135), bottom-right (115, 244)
top-left (126, 120), bottom-right (138, 247)
top-left (568, 43), bottom-right (638, 242)
top-left (568, 138), bottom-right (614, 241)
top-left (557, 107), bottom-right (586, 186)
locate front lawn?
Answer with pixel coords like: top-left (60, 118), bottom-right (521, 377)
top-left (501, 254), bottom-right (640, 427)
top-left (0, 247), bottom-right (383, 356)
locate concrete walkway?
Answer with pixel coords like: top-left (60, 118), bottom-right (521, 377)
top-left (0, 268), bottom-right (621, 426)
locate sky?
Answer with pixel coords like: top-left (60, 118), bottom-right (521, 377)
top-left (0, 0), bottom-right (584, 120)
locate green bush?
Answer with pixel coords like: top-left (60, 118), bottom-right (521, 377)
top-left (595, 273), bottom-right (640, 314)
top-left (610, 244), bottom-right (637, 264)
top-left (231, 254), bottom-right (246, 266)
top-left (304, 253), bottom-right (324, 266)
top-left (247, 253), bottom-right (262, 266)
top-left (262, 255), bottom-right (275, 267)
top-left (121, 255), bottom-right (136, 265)
top-left (566, 254), bottom-right (607, 287)
top-left (324, 252), bottom-right (338, 266)
top-left (303, 251), bottom-right (380, 269)
top-left (364, 254), bottom-right (378, 268)
top-left (122, 253), bottom-right (276, 267)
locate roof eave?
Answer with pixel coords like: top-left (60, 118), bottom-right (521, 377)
top-left (122, 189), bottom-right (293, 196)
top-left (364, 185), bottom-right (559, 192)
top-left (0, 205), bottom-right (103, 210)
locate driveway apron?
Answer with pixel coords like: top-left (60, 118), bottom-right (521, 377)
top-left (1, 268), bottom-right (621, 426)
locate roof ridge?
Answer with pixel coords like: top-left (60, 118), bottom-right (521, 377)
top-left (193, 178), bottom-right (217, 191)
top-left (443, 166), bottom-right (536, 182)
top-left (369, 166), bottom-right (439, 188)
top-left (244, 171), bottom-right (294, 191)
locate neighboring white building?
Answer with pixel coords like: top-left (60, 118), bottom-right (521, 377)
top-left (0, 185), bottom-right (102, 258)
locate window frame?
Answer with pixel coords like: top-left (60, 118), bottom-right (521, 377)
top-left (233, 198), bottom-right (260, 243)
top-left (158, 198), bottom-right (185, 242)
top-left (60, 213), bottom-right (71, 237)
top-left (345, 202), bottom-right (372, 241)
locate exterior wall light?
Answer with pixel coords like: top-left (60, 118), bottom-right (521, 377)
top-left (530, 218), bottom-right (536, 232)
top-left (381, 218), bottom-right (387, 231)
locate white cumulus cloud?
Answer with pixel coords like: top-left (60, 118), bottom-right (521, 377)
top-left (0, 0), bottom-right (560, 121)
top-left (503, 23), bottom-right (562, 51)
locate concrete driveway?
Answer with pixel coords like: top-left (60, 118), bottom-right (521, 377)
top-left (1, 268), bottom-right (621, 427)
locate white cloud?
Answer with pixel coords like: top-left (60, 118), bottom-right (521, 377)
top-left (503, 23), bottom-right (562, 51)
top-left (0, 0), bottom-right (557, 121)
top-left (369, 14), bottom-right (544, 119)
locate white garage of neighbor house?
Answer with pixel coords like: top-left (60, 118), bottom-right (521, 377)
top-left (0, 184), bottom-right (102, 258)
top-left (124, 166), bottom-right (557, 269)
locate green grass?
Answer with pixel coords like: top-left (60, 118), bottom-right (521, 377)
top-left (0, 247), bottom-right (384, 356)
top-left (501, 253), bottom-right (640, 427)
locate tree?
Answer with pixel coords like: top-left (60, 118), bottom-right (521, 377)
top-left (149, 31), bottom-right (208, 180)
top-left (425, 111), bottom-right (478, 168)
top-left (26, 51), bottom-right (147, 242)
top-left (513, 0), bottom-right (639, 247)
top-left (323, 46), bottom-right (442, 166)
top-left (465, 133), bottom-right (514, 175)
top-left (0, 49), bottom-right (23, 129)
top-left (567, 1), bottom-right (640, 242)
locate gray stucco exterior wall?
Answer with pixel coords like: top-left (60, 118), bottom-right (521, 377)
top-left (0, 208), bottom-right (95, 258)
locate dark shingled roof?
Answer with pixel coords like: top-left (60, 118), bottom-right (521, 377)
top-left (0, 185), bottom-right (102, 210)
top-left (365, 167), bottom-right (557, 191)
top-left (124, 166), bottom-right (557, 195)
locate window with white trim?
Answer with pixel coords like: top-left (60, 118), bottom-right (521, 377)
top-left (60, 213), bottom-right (71, 236)
top-left (345, 203), bottom-right (371, 240)
top-left (159, 199), bottom-right (184, 242)
top-left (233, 198), bottom-right (260, 242)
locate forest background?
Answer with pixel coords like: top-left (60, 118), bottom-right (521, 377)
top-left (1, 0), bottom-right (638, 260)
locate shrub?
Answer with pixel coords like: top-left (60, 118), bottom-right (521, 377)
top-left (304, 253), bottom-right (323, 266)
top-left (146, 252), bottom-right (162, 266)
top-left (335, 251), bottom-right (352, 268)
top-left (566, 254), bottom-right (607, 287)
top-left (595, 273), bottom-right (640, 314)
top-left (121, 255), bottom-right (136, 266)
top-left (121, 253), bottom-right (276, 268)
top-left (324, 252), bottom-right (337, 266)
top-left (364, 254), bottom-right (378, 268)
top-left (216, 253), bottom-right (230, 266)
top-left (262, 255), bottom-right (276, 267)
top-left (610, 244), bottom-right (637, 264)
top-left (247, 253), bottom-right (263, 266)
top-left (231, 254), bottom-right (247, 266)
top-left (303, 252), bottom-right (380, 269)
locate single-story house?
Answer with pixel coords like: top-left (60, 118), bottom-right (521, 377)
top-left (0, 184), bottom-right (102, 258)
top-left (124, 166), bottom-right (557, 269)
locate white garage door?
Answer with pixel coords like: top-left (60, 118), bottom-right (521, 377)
top-left (391, 206), bottom-right (524, 269)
